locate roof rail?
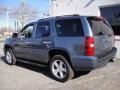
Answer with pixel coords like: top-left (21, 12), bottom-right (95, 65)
top-left (56, 14), bottom-right (80, 18)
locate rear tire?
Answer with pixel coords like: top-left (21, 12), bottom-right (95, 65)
top-left (5, 49), bottom-right (16, 65)
top-left (49, 55), bottom-right (74, 82)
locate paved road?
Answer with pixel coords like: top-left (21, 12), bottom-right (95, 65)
top-left (0, 56), bottom-right (120, 90)
top-left (0, 41), bottom-right (120, 90)
top-left (115, 41), bottom-right (120, 58)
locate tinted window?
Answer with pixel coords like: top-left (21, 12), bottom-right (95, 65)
top-left (87, 17), bottom-right (113, 36)
top-left (55, 19), bottom-right (84, 36)
top-left (35, 21), bottom-right (50, 38)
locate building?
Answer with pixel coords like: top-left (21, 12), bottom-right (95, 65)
top-left (0, 27), bottom-right (13, 36)
top-left (50, 0), bottom-right (120, 35)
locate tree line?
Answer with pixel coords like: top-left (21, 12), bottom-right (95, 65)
top-left (0, 1), bottom-right (49, 31)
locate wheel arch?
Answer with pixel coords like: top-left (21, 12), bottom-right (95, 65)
top-left (4, 44), bottom-right (13, 53)
top-left (48, 48), bottom-right (74, 70)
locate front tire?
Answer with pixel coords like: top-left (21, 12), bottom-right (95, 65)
top-left (49, 55), bottom-right (74, 82)
top-left (5, 49), bottom-right (16, 65)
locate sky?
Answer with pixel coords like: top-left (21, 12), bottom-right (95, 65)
top-left (0, 0), bottom-right (50, 29)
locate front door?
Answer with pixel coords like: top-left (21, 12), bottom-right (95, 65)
top-left (14, 23), bottom-right (34, 60)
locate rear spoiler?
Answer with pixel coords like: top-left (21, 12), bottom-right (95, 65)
top-left (87, 16), bottom-right (104, 21)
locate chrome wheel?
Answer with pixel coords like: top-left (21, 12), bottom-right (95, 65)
top-left (6, 51), bottom-right (12, 64)
top-left (52, 60), bottom-right (67, 79)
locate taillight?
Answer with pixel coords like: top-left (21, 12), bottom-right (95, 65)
top-left (95, 16), bottom-right (103, 21)
top-left (85, 37), bottom-right (94, 56)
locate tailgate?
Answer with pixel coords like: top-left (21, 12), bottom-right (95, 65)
top-left (87, 16), bottom-right (114, 57)
top-left (94, 35), bottom-right (114, 57)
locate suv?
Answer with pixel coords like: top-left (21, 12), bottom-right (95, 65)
top-left (4, 15), bottom-right (117, 82)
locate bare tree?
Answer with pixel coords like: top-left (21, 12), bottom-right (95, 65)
top-left (0, 5), bottom-right (7, 14)
top-left (10, 2), bottom-right (38, 28)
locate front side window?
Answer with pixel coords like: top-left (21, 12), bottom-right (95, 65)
top-left (19, 24), bottom-right (33, 38)
top-left (35, 21), bottom-right (50, 38)
top-left (55, 18), bottom-right (84, 36)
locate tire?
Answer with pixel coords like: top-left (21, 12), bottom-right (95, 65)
top-left (49, 55), bottom-right (74, 82)
top-left (5, 49), bottom-right (16, 65)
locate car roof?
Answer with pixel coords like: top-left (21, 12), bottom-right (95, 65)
top-left (37, 15), bottom-right (84, 21)
top-left (36, 15), bottom-right (100, 22)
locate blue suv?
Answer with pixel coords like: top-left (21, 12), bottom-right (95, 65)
top-left (4, 15), bottom-right (117, 82)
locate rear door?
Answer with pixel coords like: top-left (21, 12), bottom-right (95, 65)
top-left (87, 17), bottom-right (114, 57)
top-left (28, 20), bottom-right (51, 63)
top-left (55, 17), bottom-right (85, 56)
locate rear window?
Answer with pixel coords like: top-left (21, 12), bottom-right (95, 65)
top-left (55, 18), bottom-right (84, 36)
top-left (87, 17), bottom-right (113, 36)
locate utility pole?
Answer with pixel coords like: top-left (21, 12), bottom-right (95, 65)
top-left (20, 0), bottom-right (27, 4)
top-left (6, 11), bottom-right (9, 32)
top-left (21, 0), bottom-right (26, 2)
top-left (50, 0), bottom-right (52, 16)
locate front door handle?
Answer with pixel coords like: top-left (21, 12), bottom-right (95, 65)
top-left (43, 41), bottom-right (51, 44)
top-left (25, 42), bottom-right (31, 44)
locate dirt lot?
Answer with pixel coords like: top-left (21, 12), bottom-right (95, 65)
top-left (0, 41), bottom-right (120, 90)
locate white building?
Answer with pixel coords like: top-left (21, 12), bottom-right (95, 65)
top-left (51, 0), bottom-right (120, 16)
top-left (50, 0), bottom-right (120, 35)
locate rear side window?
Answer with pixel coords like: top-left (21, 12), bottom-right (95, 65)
top-left (35, 21), bottom-right (50, 38)
top-left (55, 18), bottom-right (84, 36)
top-left (87, 17), bottom-right (113, 36)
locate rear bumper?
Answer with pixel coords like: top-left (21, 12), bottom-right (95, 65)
top-left (71, 47), bottom-right (117, 71)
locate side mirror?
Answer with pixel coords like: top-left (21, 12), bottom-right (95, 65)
top-left (12, 33), bottom-right (18, 38)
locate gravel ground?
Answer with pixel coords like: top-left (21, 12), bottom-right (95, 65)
top-left (0, 41), bottom-right (120, 90)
